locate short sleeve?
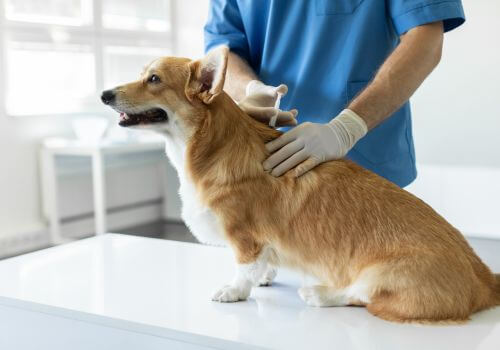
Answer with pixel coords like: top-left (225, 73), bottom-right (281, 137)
top-left (204, 0), bottom-right (250, 60)
top-left (387, 0), bottom-right (465, 36)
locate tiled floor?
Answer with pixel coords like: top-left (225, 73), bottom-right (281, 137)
top-left (0, 221), bottom-right (197, 261)
top-left (119, 221), bottom-right (198, 244)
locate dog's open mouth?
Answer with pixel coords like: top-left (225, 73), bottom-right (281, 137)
top-left (118, 108), bottom-right (168, 127)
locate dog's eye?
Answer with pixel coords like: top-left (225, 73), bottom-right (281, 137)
top-left (148, 74), bottom-right (161, 84)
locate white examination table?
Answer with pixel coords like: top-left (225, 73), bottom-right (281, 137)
top-left (0, 234), bottom-right (499, 350)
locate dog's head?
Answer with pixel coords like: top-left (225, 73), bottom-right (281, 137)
top-left (100, 46), bottom-right (229, 136)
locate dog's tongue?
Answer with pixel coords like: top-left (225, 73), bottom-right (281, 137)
top-left (119, 112), bottom-right (129, 121)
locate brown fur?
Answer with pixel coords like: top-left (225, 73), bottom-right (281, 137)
top-left (109, 50), bottom-right (500, 324)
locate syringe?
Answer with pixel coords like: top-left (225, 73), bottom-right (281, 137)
top-left (269, 91), bottom-right (283, 128)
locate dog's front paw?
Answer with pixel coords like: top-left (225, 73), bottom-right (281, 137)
top-left (212, 285), bottom-right (249, 302)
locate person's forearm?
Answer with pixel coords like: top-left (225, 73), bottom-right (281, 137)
top-left (348, 21), bottom-right (444, 130)
top-left (224, 52), bottom-right (258, 101)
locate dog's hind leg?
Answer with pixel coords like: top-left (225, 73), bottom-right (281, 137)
top-left (366, 290), bottom-right (470, 324)
top-left (298, 285), bottom-right (355, 307)
top-left (364, 257), bottom-right (482, 323)
top-left (258, 265), bottom-right (277, 286)
top-left (258, 249), bottom-right (278, 286)
top-left (299, 265), bottom-right (378, 307)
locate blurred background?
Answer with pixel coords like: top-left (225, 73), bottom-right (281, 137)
top-left (0, 0), bottom-right (498, 258)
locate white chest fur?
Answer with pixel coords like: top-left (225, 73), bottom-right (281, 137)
top-left (163, 134), bottom-right (227, 246)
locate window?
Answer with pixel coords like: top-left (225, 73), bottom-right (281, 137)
top-left (103, 46), bottom-right (168, 88)
top-left (5, 0), bottom-right (92, 26)
top-left (1, 0), bottom-right (174, 116)
top-left (102, 0), bottom-right (170, 32)
top-left (6, 41), bottom-right (96, 115)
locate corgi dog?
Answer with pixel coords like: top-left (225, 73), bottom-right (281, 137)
top-left (101, 46), bottom-right (500, 323)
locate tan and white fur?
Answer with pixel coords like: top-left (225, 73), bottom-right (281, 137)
top-left (101, 47), bottom-right (500, 323)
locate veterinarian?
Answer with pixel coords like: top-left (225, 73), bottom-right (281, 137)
top-left (204, 1), bottom-right (465, 187)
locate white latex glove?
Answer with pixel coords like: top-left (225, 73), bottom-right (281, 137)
top-left (263, 109), bottom-right (368, 177)
top-left (238, 80), bottom-right (298, 127)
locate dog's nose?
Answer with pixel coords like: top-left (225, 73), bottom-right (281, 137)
top-left (101, 90), bottom-right (116, 105)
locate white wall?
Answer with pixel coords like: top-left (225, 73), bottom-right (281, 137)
top-left (411, 0), bottom-right (500, 167)
top-left (406, 1), bottom-right (500, 238)
top-left (174, 0), bottom-right (209, 58)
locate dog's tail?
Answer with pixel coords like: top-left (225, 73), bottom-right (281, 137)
top-left (494, 274), bottom-right (500, 305)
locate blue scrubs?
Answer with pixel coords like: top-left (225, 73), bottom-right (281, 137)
top-left (204, 0), bottom-right (465, 187)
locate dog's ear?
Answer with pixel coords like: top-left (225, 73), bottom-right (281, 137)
top-left (185, 46), bottom-right (229, 104)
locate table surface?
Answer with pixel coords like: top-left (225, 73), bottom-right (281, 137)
top-left (0, 234), bottom-right (499, 350)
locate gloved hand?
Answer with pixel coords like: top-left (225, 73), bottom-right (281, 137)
top-left (238, 80), bottom-right (298, 127)
top-left (263, 109), bottom-right (368, 177)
